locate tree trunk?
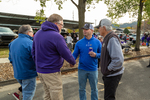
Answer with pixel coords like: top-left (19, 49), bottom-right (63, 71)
top-left (134, 0), bottom-right (143, 51)
top-left (78, 0), bottom-right (85, 40)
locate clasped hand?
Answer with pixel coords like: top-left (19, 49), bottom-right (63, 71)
top-left (70, 64), bottom-right (74, 67)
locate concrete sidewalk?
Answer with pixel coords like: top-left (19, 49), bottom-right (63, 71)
top-left (0, 58), bottom-right (9, 63)
top-left (0, 57), bottom-right (150, 100)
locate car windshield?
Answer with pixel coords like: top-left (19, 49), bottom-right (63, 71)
top-left (132, 34), bottom-right (136, 37)
top-left (0, 27), bottom-right (13, 33)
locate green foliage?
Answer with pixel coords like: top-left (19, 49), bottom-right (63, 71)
top-left (67, 29), bottom-right (73, 33)
top-left (67, 29), bottom-right (79, 33)
top-left (123, 28), bottom-right (130, 34)
top-left (103, 0), bottom-right (150, 51)
top-left (103, 0), bottom-right (150, 22)
top-left (35, 0), bottom-right (101, 39)
top-left (86, 0), bottom-right (102, 10)
top-left (113, 23), bottom-right (120, 27)
top-left (126, 26), bottom-right (131, 29)
top-left (35, 0), bottom-right (102, 13)
top-left (0, 48), bottom-right (9, 58)
top-left (55, 0), bottom-right (63, 10)
top-left (143, 0), bottom-right (150, 19)
top-left (34, 9), bottom-right (46, 24)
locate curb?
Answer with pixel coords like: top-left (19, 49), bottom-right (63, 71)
top-left (0, 79), bottom-right (18, 86)
top-left (0, 55), bottom-right (150, 86)
top-left (0, 68), bottom-right (78, 87)
top-left (124, 55), bottom-right (150, 61)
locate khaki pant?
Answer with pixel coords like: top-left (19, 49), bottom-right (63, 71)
top-left (38, 72), bottom-right (63, 100)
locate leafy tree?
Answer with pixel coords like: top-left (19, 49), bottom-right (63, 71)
top-left (141, 20), bottom-right (150, 32)
top-left (67, 29), bottom-right (73, 33)
top-left (34, 0), bottom-right (101, 39)
top-left (34, 9), bottom-right (46, 24)
top-left (123, 28), bottom-right (130, 34)
top-left (67, 29), bottom-right (79, 33)
top-left (126, 27), bottom-right (131, 29)
top-left (102, 0), bottom-right (150, 51)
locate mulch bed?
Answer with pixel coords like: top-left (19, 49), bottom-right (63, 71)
top-left (0, 58), bottom-right (79, 82)
top-left (123, 47), bottom-right (150, 58)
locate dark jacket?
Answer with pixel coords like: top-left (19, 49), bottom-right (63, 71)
top-left (100, 31), bottom-right (124, 76)
top-left (9, 34), bottom-right (37, 79)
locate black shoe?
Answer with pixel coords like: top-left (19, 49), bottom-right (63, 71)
top-left (147, 65), bottom-right (150, 67)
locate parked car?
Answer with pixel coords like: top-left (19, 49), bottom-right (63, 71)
top-left (131, 34), bottom-right (143, 44)
top-left (117, 33), bottom-right (122, 39)
top-left (0, 27), bottom-right (18, 45)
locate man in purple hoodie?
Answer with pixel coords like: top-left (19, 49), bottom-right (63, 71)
top-left (32, 14), bottom-right (76, 100)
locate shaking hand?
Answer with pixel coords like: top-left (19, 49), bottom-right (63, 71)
top-left (70, 64), bottom-right (74, 67)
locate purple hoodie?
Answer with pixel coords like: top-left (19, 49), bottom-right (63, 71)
top-left (147, 37), bottom-right (150, 42)
top-left (32, 21), bottom-right (76, 73)
top-left (141, 36), bottom-right (145, 41)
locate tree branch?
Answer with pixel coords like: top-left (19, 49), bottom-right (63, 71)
top-left (83, 0), bottom-right (87, 3)
top-left (133, 4), bottom-right (139, 6)
top-left (71, 0), bottom-right (78, 8)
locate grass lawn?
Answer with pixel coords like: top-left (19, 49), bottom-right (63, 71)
top-left (0, 48), bottom-right (9, 58)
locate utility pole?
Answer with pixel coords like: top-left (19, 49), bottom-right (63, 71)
top-left (143, 20), bottom-right (145, 33)
top-left (72, 11), bottom-right (74, 21)
top-left (95, 19), bottom-right (97, 26)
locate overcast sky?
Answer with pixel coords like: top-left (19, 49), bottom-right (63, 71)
top-left (0, 0), bottom-right (137, 26)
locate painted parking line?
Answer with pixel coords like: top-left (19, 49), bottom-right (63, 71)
top-left (72, 75), bottom-right (78, 78)
top-left (119, 82), bottom-right (122, 84)
top-left (98, 82), bottom-right (104, 85)
top-left (99, 89), bottom-right (104, 92)
top-left (98, 82), bottom-right (104, 92)
top-left (98, 81), bottom-right (123, 92)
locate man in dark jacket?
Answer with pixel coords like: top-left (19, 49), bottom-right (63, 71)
top-left (32, 14), bottom-right (76, 100)
top-left (95, 19), bottom-right (124, 100)
top-left (71, 30), bottom-right (78, 43)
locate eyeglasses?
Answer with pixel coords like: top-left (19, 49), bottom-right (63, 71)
top-left (57, 22), bottom-right (64, 27)
top-left (29, 31), bottom-right (34, 34)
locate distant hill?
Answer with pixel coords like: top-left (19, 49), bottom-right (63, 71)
top-left (112, 21), bottom-right (137, 29)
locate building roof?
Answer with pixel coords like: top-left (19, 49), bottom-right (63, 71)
top-left (0, 12), bottom-right (93, 30)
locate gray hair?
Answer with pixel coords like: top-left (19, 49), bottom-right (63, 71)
top-left (18, 24), bottom-right (32, 34)
top-left (47, 14), bottom-right (63, 23)
top-left (102, 25), bottom-right (112, 31)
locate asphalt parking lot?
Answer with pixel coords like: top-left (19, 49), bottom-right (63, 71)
top-left (0, 57), bottom-right (150, 100)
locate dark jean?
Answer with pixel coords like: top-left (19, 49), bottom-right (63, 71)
top-left (17, 77), bottom-right (36, 100)
top-left (102, 74), bottom-right (122, 100)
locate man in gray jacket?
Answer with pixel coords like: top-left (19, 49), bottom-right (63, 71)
top-left (95, 19), bottom-right (124, 100)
